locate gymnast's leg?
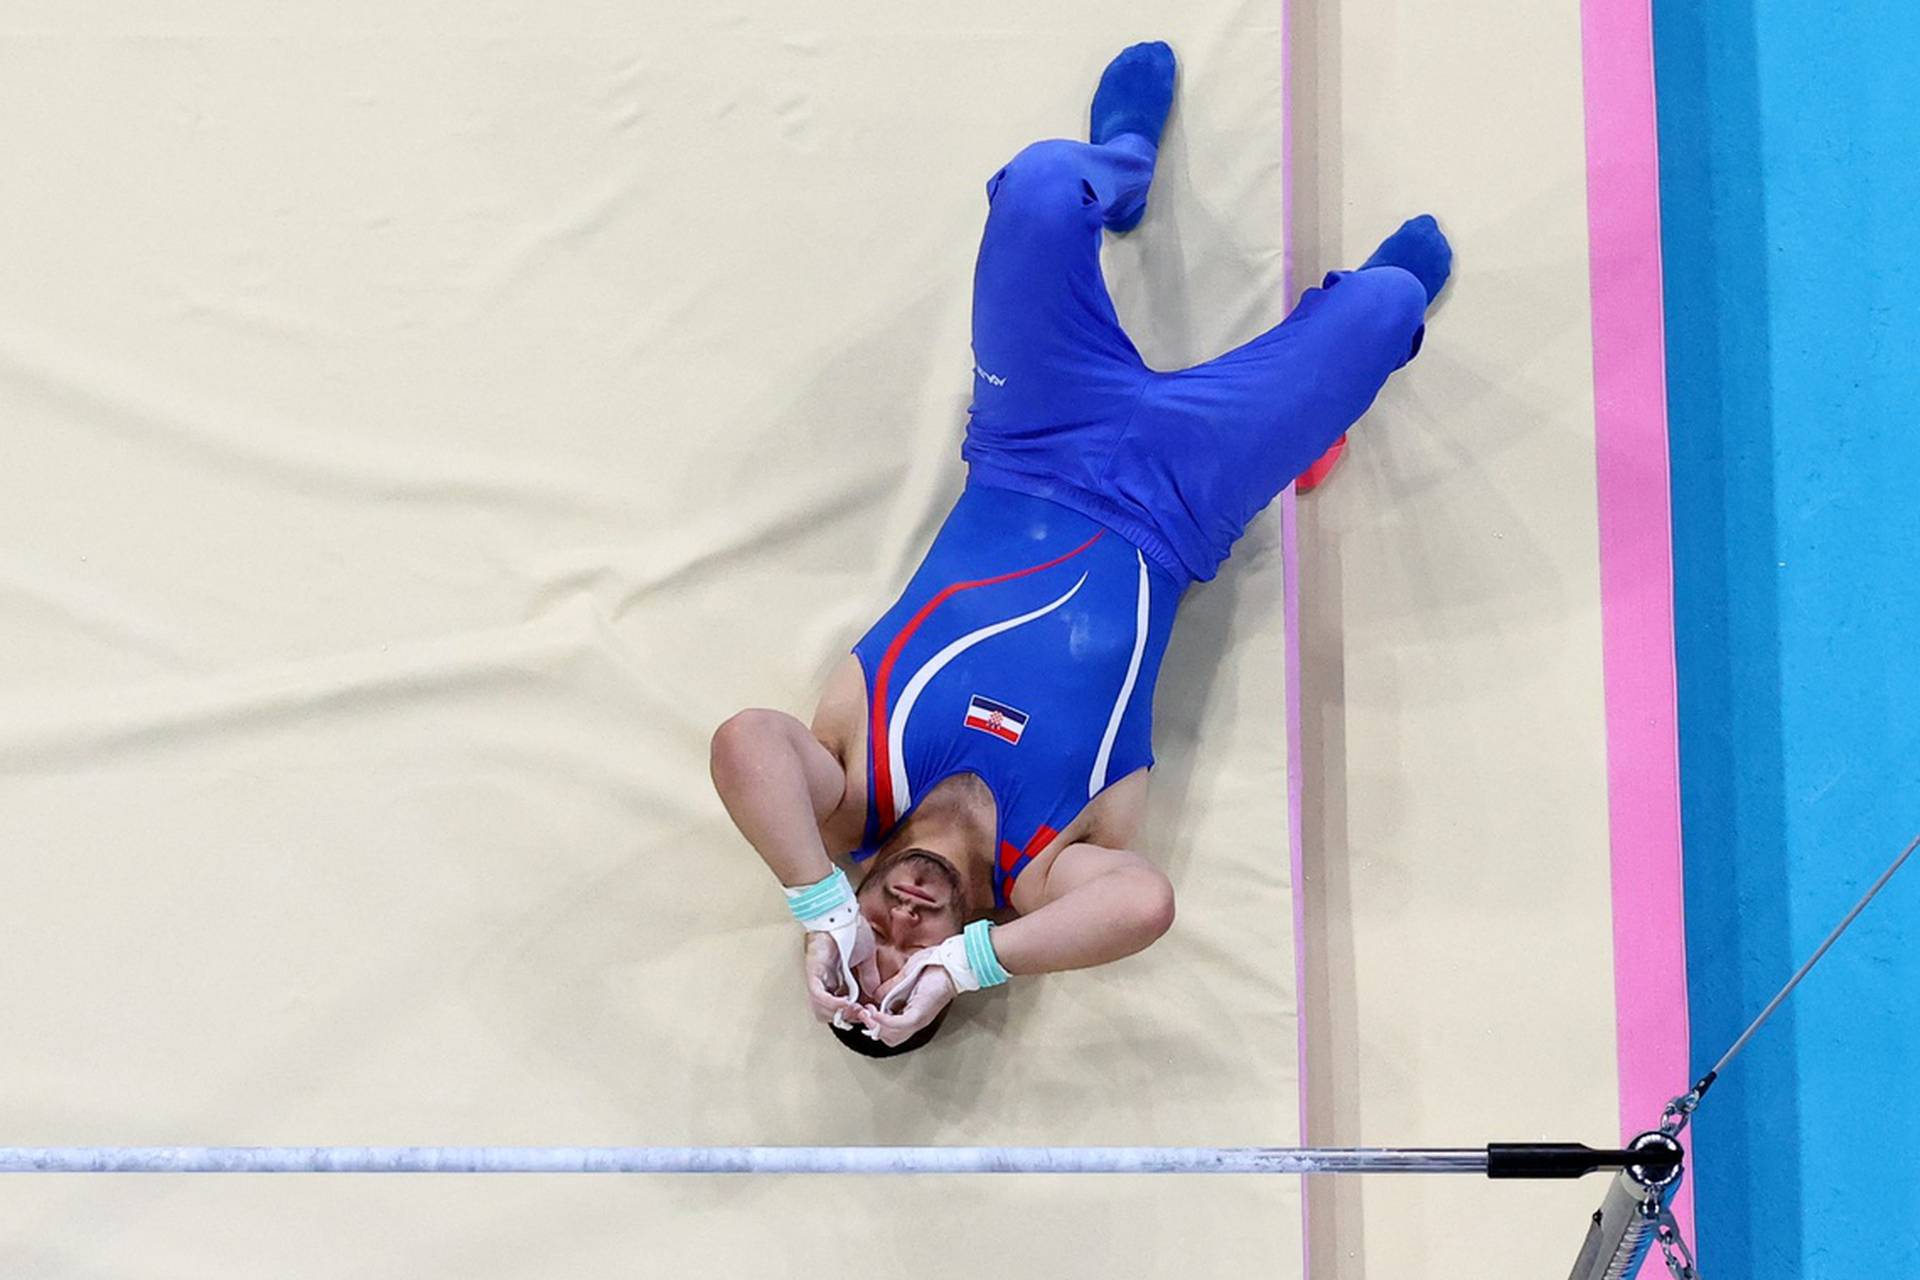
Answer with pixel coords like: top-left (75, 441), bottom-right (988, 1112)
top-left (1297, 215), bottom-right (1453, 488)
top-left (964, 43), bottom-right (1175, 469)
top-left (1123, 222), bottom-right (1450, 580)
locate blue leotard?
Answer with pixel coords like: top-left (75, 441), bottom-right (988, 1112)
top-left (847, 136), bottom-right (1424, 908)
top-left (852, 484), bottom-right (1180, 909)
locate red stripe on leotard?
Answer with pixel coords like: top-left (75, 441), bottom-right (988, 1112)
top-left (995, 823), bottom-right (1059, 908)
top-left (868, 533), bottom-right (1103, 829)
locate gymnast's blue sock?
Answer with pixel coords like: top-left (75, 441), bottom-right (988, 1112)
top-left (1089, 41), bottom-right (1176, 233)
top-left (1361, 214), bottom-right (1453, 305)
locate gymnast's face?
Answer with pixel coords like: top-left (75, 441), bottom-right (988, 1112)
top-left (855, 848), bottom-right (966, 1002)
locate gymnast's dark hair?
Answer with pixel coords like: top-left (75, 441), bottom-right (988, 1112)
top-left (830, 1009), bottom-right (949, 1058)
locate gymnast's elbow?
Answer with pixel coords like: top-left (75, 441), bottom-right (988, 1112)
top-left (1125, 866), bottom-right (1178, 947)
top-left (708, 708), bottom-right (784, 791)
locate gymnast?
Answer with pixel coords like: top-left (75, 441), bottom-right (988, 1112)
top-left (710, 41), bottom-right (1451, 1054)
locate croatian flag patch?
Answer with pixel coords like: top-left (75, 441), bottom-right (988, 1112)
top-left (963, 695), bottom-right (1029, 745)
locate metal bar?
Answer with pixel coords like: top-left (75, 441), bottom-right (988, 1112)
top-left (1565, 1169), bottom-right (1662, 1280)
top-left (0, 1145), bottom-right (1491, 1176)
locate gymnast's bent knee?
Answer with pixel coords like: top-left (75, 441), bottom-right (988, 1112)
top-left (1341, 265), bottom-right (1431, 363)
top-left (986, 139), bottom-right (1101, 217)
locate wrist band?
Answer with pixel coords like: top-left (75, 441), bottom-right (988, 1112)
top-left (878, 920), bottom-right (1011, 1017)
top-left (962, 919), bottom-right (1011, 988)
top-left (784, 867), bottom-right (856, 928)
top-left (785, 867), bottom-right (873, 1009)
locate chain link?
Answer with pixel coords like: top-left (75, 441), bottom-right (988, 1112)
top-left (1651, 1094), bottom-right (1702, 1276)
top-left (1659, 1089), bottom-right (1699, 1138)
top-left (1655, 1209), bottom-right (1700, 1279)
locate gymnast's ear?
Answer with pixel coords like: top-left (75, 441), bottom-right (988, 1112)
top-left (831, 1009), bottom-right (949, 1058)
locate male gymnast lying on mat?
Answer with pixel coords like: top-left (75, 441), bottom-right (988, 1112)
top-left (710, 41), bottom-right (1451, 1054)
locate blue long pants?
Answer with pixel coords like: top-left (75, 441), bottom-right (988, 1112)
top-left (961, 137), bottom-right (1429, 586)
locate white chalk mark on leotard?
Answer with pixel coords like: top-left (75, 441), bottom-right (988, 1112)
top-left (888, 573), bottom-right (1089, 817)
top-left (1090, 550), bottom-right (1151, 798)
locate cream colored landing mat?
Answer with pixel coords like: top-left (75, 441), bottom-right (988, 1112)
top-left (0, 5), bottom-right (1301, 1276)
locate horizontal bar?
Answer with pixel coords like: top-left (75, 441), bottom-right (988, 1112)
top-left (0, 1146), bottom-right (1492, 1176)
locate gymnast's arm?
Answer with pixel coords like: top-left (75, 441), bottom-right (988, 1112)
top-left (711, 707), bottom-right (874, 1021)
top-left (864, 842), bottom-right (1174, 1045)
top-left (993, 842), bottom-right (1177, 975)
top-left (707, 707), bottom-right (849, 890)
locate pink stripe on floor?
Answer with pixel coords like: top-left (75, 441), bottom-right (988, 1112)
top-left (1283, 483), bottom-right (1310, 1277)
top-left (1579, 0), bottom-right (1694, 1237)
top-left (1278, 2), bottom-right (1312, 1274)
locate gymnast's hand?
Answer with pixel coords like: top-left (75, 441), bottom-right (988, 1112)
top-left (864, 954), bottom-right (959, 1047)
top-left (802, 931), bottom-right (865, 1026)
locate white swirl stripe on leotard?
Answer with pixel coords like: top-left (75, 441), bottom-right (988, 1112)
top-left (887, 573), bottom-right (1089, 816)
top-left (1089, 549), bottom-right (1152, 798)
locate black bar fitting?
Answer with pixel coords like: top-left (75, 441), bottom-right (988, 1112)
top-left (1485, 1139), bottom-right (1682, 1180)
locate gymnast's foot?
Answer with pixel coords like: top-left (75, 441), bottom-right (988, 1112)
top-left (1089, 40), bottom-right (1176, 232)
top-left (1361, 214), bottom-right (1453, 305)
top-left (1303, 217), bottom-right (1450, 493)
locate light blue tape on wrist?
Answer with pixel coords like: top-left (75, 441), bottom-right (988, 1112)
top-left (785, 868), bottom-right (853, 924)
top-left (962, 919), bottom-right (1010, 988)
